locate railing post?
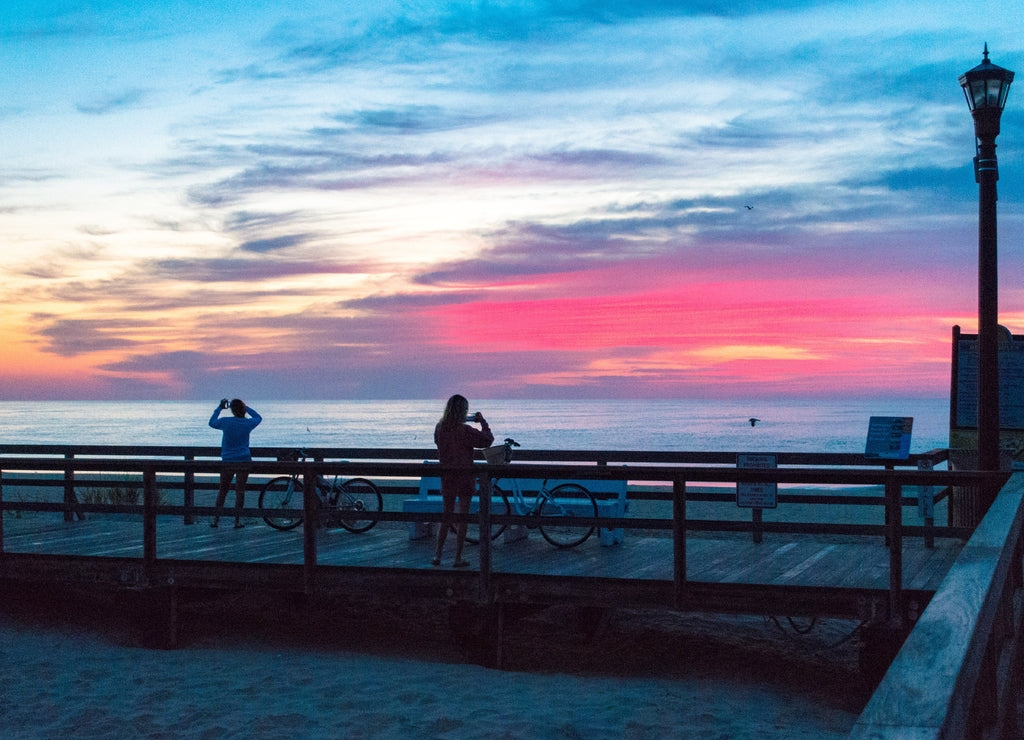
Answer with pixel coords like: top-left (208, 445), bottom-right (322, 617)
top-left (63, 452), bottom-right (83, 522)
top-left (673, 478), bottom-right (687, 608)
top-left (886, 475), bottom-right (904, 627)
top-left (143, 466), bottom-right (158, 579)
top-left (1014, 532), bottom-right (1024, 591)
top-left (917, 458), bottom-right (936, 549)
top-left (183, 453), bottom-right (195, 525)
top-left (302, 467), bottom-right (318, 594)
top-left (0, 468), bottom-right (5, 555)
top-left (752, 508), bottom-right (763, 544)
top-left (882, 461), bottom-right (894, 546)
top-left (478, 468), bottom-right (491, 601)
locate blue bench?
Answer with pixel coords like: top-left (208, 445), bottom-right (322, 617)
top-left (402, 471), bottom-right (629, 546)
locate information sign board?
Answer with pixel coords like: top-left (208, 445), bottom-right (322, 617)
top-left (736, 453), bottom-right (777, 509)
top-left (952, 327), bottom-right (1024, 430)
top-left (948, 325), bottom-right (1024, 473)
top-left (865, 416), bottom-right (913, 460)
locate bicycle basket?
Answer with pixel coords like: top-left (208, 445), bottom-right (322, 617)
top-left (484, 445), bottom-right (509, 465)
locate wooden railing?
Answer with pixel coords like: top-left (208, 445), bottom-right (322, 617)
top-left (0, 446), bottom-right (985, 605)
top-left (0, 443), bottom-right (953, 528)
top-left (0, 443), bottom-right (952, 466)
top-left (849, 472), bottom-right (1024, 740)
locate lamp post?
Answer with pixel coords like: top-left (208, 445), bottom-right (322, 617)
top-left (959, 45), bottom-right (1013, 488)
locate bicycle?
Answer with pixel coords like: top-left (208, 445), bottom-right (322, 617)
top-left (258, 450), bottom-right (383, 533)
top-left (459, 438), bottom-right (599, 548)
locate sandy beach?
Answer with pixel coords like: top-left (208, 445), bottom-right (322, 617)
top-left (0, 581), bottom-right (866, 739)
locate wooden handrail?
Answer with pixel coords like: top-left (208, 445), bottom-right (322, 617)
top-left (0, 455), bottom-right (982, 482)
top-left (0, 443), bottom-right (950, 468)
top-left (850, 473), bottom-right (1024, 739)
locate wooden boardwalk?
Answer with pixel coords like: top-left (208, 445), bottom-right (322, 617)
top-left (5, 447), bottom-right (1020, 734)
top-left (1, 515), bottom-right (962, 615)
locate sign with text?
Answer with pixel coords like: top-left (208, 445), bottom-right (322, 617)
top-left (736, 453), bottom-right (777, 509)
top-left (865, 416), bottom-right (913, 460)
top-left (952, 328), bottom-right (1024, 430)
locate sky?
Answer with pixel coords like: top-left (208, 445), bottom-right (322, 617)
top-left (1, 0), bottom-right (1022, 401)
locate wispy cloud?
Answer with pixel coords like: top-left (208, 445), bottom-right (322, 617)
top-left (75, 88), bottom-right (148, 115)
top-left (0, 0), bottom-right (1021, 399)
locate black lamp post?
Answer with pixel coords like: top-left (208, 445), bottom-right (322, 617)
top-left (959, 45), bottom-right (1013, 484)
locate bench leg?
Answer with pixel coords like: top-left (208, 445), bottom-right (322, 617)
top-left (503, 524), bottom-right (528, 543)
top-left (408, 522), bottom-right (434, 540)
top-left (599, 527), bottom-right (624, 546)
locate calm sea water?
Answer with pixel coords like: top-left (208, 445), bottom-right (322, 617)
top-left (0, 398), bottom-right (950, 453)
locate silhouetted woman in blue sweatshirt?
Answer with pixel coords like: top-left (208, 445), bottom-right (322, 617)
top-left (209, 398), bottom-right (262, 528)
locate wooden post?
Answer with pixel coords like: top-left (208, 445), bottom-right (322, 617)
top-left (0, 468), bottom-right (5, 554)
top-left (885, 475), bottom-right (903, 627)
top-left (143, 467), bottom-right (158, 579)
top-left (183, 453), bottom-right (195, 525)
top-left (883, 461), bottom-right (894, 546)
top-left (302, 469), bottom-right (318, 594)
top-left (752, 508), bottom-right (763, 544)
top-left (136, 584), bottom-right (179, 649)
top-left (63, 452), bottom-right (84, 522)
top-left (478, 469), bottom-right (491, 601)
top-left (673, 478), bottom-right (687, 608)
top-left (1014, 533), bottom-right (1024, 591)
top-left (494, 601), bottom-right (505, 670)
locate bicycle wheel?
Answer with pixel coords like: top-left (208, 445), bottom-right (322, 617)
top-left (335, 477), bottom-right (383, 533)
top-left (458, 483), bottom-right (510, 544)
top-left (259, 476), bottom-right (304, 531)
top-left (538, 483), bottom-right (597, 548)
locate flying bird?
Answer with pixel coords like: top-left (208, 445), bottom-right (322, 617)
top-left (748, 418), bottom-right (760, 427)
top-left (744, 205), bottom-right (754, 210)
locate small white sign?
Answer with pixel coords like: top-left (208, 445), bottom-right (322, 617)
top-left (865, 416), bottom-right (913, 460)
top-left (737, 453), bottom-right (777, 509)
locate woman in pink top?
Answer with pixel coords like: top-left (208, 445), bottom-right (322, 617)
top-left (432, 394), bottom-right (493, 567)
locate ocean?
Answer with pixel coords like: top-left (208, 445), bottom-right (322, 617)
top-left (0, 397), bottom-right (951, 453)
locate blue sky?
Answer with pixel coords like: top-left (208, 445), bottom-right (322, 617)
top-left (1, 1), bottom-right (1022, 400)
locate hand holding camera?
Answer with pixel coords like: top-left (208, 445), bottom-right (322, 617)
top-left (220, 398), bottom-right (230, 410)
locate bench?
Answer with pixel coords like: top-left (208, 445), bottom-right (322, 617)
top-left (402, 470), bottom-right (629, 546)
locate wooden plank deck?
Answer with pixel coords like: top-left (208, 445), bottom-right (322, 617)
top-left (1, 514), bottom-right (962, 594)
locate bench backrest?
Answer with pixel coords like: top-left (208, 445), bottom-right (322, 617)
top-left (417, 469), bottom-right (628, 503)
top-left (567, 477), bottom-right (628, 502)
top-left (417, 460), bottom-right (440, 497)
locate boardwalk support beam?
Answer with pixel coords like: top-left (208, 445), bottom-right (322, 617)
top-left (302, 469), bottom-right (318, 594)
top-left (133, 584), bottom-right (179, 649)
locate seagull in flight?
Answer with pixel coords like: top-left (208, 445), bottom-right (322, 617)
top-left (744, 205), bottom-right (754, 210)
top-left (748, 418), bottom-right (761, 427)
